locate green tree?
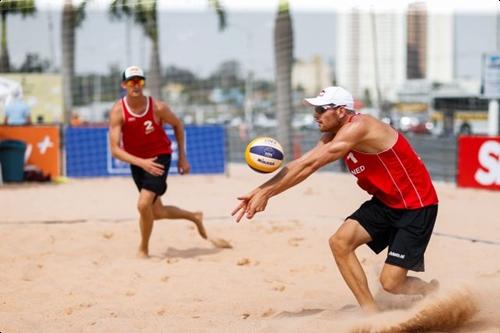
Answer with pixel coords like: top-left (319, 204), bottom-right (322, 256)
top-left (109, 0), bottom-right (226, 100)
top-left (18, 53), bottom-right (50, 72)
top-left (209, 60), bottom-right (243, 90)
top-left (165, 65), bottom-right (197, 86)
top-left (274, 0), bottom-right (294, 161)
top-left (0, 0), bottom-right (36, 72)
top-left (61, 0), bottom-right (88, 124)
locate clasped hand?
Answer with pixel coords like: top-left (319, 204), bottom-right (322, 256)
top-left (231, 188), bottom-right (269, 223)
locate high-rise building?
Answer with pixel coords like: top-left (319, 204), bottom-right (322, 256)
top-left (336, 4), bottom-right (499, 106)
top-left (406, 2), bottom-right (427, 79)
top-left (426, 13), bottom-right (454, 83)
top-left (336, 9), bottom-right (405, 104)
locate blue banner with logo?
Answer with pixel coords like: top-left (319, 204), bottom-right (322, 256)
top-left (65, 125), bottom-right (226, 177)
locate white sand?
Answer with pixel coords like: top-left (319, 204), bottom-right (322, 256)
top-left (0, 164), bottom-right (499, 332)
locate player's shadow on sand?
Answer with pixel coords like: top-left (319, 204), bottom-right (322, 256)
top-left (161, 246), bottom-right (222, 259)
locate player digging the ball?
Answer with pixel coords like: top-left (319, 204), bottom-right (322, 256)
top-left (109, 66), bottom-right (207, 258)
top-left (232, 86), bottom-right (440, 313)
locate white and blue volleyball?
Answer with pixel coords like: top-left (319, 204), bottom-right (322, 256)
top-left (244, 137), bottom-right (284, 173)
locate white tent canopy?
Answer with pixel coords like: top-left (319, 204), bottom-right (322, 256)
top-left (0, 77), bottom-right (22, 108)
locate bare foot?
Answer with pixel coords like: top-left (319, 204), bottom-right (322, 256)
top-left (137, 248), bottom-right (150, 259)
top-left (193, 212), bottom-right (207, 239)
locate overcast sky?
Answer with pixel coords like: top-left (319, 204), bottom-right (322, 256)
top-left (35, 0), bottom-right (500, 13)
top-left (9, 9), bottom-right (339, 79)
top-left (7, 0), bottom-right (500, 80)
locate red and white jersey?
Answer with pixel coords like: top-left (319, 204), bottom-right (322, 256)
top-left (121, 96), bottom-right (172, 158)
top-left (343, 132), bottom-right (438, 209)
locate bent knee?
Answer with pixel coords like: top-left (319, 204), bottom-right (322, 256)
top-left (137, 200), bottom-right (152, 215)
top-left (329, 233), bottom-right (354, 257)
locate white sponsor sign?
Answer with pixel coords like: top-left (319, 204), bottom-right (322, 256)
top-left (483, 53), bottom-right (500, 98)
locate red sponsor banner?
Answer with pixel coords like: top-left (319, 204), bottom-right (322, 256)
top-left (457, 136), bottom-right (500, 190)
top-left (0, 125), bottom-right (60, 178)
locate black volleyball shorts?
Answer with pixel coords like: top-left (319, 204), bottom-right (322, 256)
top-left (347, 197), bottom-right (438, 272)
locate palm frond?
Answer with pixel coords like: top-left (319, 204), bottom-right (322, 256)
top-left (74, 0), bottom-right (89, 28)
top-left (209, 0), bottom-right (227, 31)
top-left (0, 0), bottom-right (36, 16)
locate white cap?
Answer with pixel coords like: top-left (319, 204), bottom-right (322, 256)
top-left (304, 86), bottom-right (354, 110)
top-left (122, 65), bottom-right (145, 81)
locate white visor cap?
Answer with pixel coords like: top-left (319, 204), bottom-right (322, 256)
top-left (304, 86), bottom-right (354, 110)
top-left (122, 66), bottom-right (145, 81)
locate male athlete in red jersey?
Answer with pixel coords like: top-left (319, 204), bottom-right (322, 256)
top-left (232, 86), bottom-right (439, 313)
top-left (109, 66), bottom-right (207, 258)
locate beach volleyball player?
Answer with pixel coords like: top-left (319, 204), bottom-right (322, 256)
top-left (109, 66), bottom-right (207, 258)
top-left (232, 86), bottom-right (439, 313)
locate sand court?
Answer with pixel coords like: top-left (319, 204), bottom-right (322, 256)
top-left (1, 165), bottom-right (499, 332)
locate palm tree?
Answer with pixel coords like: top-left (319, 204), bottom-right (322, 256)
top-left (0, 0), bottom-right (36, 72)
top-left (61, 0), bottom-right (88, 125)
top-left (274, 0), bottom-right (294, 161)
top-left (110, 0), bottom-right (226, 100)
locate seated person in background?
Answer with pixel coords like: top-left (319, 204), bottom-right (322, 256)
top-left (4, 89), bottom-right (31, 125)
top-left (70, 112), bottom-right (82, 126)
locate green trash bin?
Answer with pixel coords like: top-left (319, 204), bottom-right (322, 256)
top-left (0, 139), bottom-right (27, 182)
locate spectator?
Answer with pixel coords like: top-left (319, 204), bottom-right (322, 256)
top-left (70, 112), bottom-right (82, 126)
top-left (4, 89), bottom-right (31, 125)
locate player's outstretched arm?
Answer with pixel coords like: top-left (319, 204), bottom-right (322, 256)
top-left (231, 142), bottom-right (336, 222)
top-left (262, 121), bottom-right (367, 197)
top-left (232, 121), bottom-right (368, 222)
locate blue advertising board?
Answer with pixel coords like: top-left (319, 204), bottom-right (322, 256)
top-left (65, 125), bottom-right (226, 177)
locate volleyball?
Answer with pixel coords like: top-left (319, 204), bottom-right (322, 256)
top-left (244, 137), bottom-right (284, 173)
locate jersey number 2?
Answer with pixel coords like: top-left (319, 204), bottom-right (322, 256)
top-left (144, 120), bottom-right (154, 134)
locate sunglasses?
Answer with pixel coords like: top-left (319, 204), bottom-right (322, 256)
top-left (314, 104), bottom-right (341, 114)
top-left (125, 78), bottom-right (145, 88)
